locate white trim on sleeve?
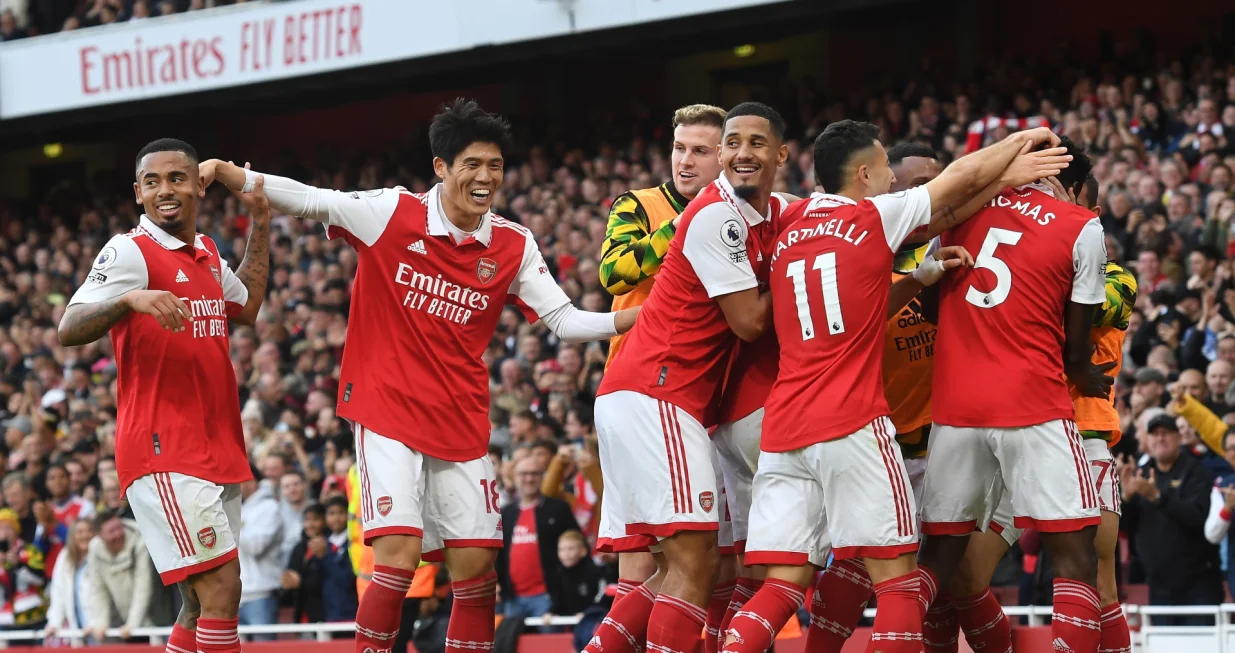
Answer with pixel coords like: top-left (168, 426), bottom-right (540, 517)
top-left (869, 185), bottom-right (933, 252)
top-left (681, 202), bottom-right (758, 298)
top-left (69, 235), bottom-right (148, 306)
top-left (1071, 218), bottom-right (1106, 305)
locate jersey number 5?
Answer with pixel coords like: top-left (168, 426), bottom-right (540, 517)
top-left (965, 228), bottom-right (1023, 309)
top-left (786, 253), bottom-right (845, 341)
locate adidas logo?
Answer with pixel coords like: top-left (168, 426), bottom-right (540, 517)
top-left (175, 269), bottom-right (189, 283)
top-left (1052, 637), bottom-right (1073, 652)
top-left (407, 239), bottom-right (427, 254)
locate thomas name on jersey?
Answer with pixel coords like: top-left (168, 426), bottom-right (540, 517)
top-left (771, 216), bottom-right (870, 264)
top-left (987, 192), bottom-right (1061, 227)
top-left (394, 261), bottom-right (491, 326)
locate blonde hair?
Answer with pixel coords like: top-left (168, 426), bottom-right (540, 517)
top-left (559, 529), bottom-right (587, 547)
top-left (672, 104), bottom-right (727, 130)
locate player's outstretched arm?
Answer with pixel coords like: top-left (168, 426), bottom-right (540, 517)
top-left (1064, 219), bottom-right (1114, 397)
top-left (516, 235), bottom-right (639, 343)
top-left (229, 175), bottom-right (272, 326)
top-left (922, 128), bottom-right (1069, 237)
top-left (59, 291), bottom-right (192, 346)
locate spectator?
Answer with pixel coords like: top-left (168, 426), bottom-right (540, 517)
top-left (2, 472), bottom-right (38, 542)
top-left (278, 470), bottom-right (312, 566)
top-left (0, 508), bottom-right (46, 630)
top-left (1204, 430), bottom-right (1235, 592)
top-left (548, 530), bottom-right (609, 651)
top-left (283, 504), bottom-right (326, 624)
top-left (1121, 414), bottom-right (1222, 625)
top-left (45, 464), bottom-right (94, 529)
top-left (497, 457), bottom-right (579, 627)
top-left (0, 10), bottom-right (25, 41)
top-left (85, 510), bottom-right (151, 641)
top-left (238, 474), bottom-right (283, 638)
top-left (320, 496), bottom-right (356, 622)
top-left (43, 519), bottom-right (97, 641)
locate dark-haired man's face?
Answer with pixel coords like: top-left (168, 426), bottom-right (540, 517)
top-left (134, 151), bottom-right (202, 237)
top-left (857, 141), bottom-right (895, 197)
top-left (433, 141), bottom-right (503, 225)
top-left (890, 156), bottom-right (942, 193)
top-left (46, 467), bottom-right (69, 500)
top-left (721, 116), bottom-right (787, 204)
top-left (672, 123), bottom-right (722, 199)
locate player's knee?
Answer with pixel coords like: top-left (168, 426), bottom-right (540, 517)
top-left (190, 560), bottom-right (242, 618)
top-left (443, 547), bottom-right (497, 581)
top-left (371, 534), bottom-right (422, 570)
top-left (671, 533), bottom-right (719, 582)
top-left (1044, 529), bottom-right (1098, 582)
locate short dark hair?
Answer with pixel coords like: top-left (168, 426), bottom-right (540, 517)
top-left (529, 438), bottom-right (556, 454)
top-left (304, 503), bottom-right (326, 520)
top-left (1194, 244), bottom-right (1223, 263)
top-left (325, 495), bottom-right (348, 512)
top-left (887, 143), bottom-right (937, 166)
top-left (135, 138), bottom-right (198, 173)
top-left (93, 507), bottom-right (125, 530)
top-left (813, 120), bottom-right (881, 194)
top-left (1079, 173), bottom-right (1100, 210)
top-left (428, 98), bottom-right (513, 166)
top-left (724, 102), bottom-right (786, 141)
top-left (1053, 135), bottom-right (1093, 197)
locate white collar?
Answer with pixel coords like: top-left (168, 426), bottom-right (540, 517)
top-left (1015, 182), bottom-right (1055, 196)
top-left (138, 214), bottom-right (205, 251)
top-left (715, 172), bottom-right (769, 226)
top-left (808, 192), bottom-right (858, 207)
top-left (427, 184), bottom-right (493, 247)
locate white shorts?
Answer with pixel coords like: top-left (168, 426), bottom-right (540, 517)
top-left (354, 423), bottom-right (501, 561)
top-left (745, 417), bottom-right (918, 566)
top-left (905, 456), bottom-right (927, 510)
top-left (710, 446), bottom-right (735, 555)
top-left (127, 472), bottom-right (240, 585)
top-left (1084, 438), bottom-right (1120, 515)
top-left (920, 419), bottom-right (1101, 537)
top-left (714, 408), bottom-right (762, 553)
top-left (594, 391), bottom-right (719, 551)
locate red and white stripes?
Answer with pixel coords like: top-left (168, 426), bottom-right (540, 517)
top-left (154, 473), bottom-right (196, 558)
top-left (1053, 579), bottom-right (1101, 631)
top-left (873, 418), bottom-right (913, 537)
top-left (1064, 421), bottom-right (1099, 511)
top-left (371, 568), bottom-right (412, 594)
top-left (917, 566), bottom-right (939, 615)
top-left (657, 400), bottom-right (693, 514)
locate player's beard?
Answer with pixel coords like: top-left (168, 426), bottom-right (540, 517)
top-left (733, 183), bottom-right (760, 202)
top-left (152, 214), bottom-right (185, 235)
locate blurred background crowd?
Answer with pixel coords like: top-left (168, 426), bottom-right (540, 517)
top-left (1, 0), bottom-right (1235, 649)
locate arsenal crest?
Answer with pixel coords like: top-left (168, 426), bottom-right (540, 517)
top-left (377, 496), bottom-right (393, 516)
top-left (699, 491), bottom-right (715, 513)
top-left (198, 527), bottom-right (217, 549)
top-left (477, 258), bottom-right (497, 283)
top-left (209, 263), bottom-right (222, 286)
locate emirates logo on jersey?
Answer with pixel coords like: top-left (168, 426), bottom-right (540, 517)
top-left (699, 491), bottom-right (715, 513)
top-left (477, 258), bottom-right (498, 283)
top-left (209, 263), bottom-right (222, 287)
top-left (198, 527), bottom-right (217, 549)
top-left (377, 496), bottom-right (393, 516)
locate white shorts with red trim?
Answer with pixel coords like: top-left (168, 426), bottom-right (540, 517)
top-left (594, 391), bottom-right (720, 547)
top-left (714, 408), bottom-right (762, 554)
top-left (709, 443), bottom-right (735, 556)
top-left (904, 456), bottom-right (927, 509)
top-left (354, 423), bottom-right (501, 561)
top-left (127, 472), bottom-right (240, 585)
top-left (1084, 437), bottom-right (1121, 515)
top-left (920, 419), bottom-right (1101, 537)
top-left (744, 417), bottom-right (918, 566)
top-left (988, 493), bottom-right (1023, 547)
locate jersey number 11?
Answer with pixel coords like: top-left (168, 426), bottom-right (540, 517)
top-left (786, 253), bottom-right (846, 341)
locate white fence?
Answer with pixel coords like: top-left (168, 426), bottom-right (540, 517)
top-left (3, 605), bottom-right (1235, 651)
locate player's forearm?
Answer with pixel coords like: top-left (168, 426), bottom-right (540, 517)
top-left (1062, 302), bottom-right (1099, 380)
top-left (232, 218), bottom-right (270, 325)
top-left (887, 276), bottom-right (923, 319)
top-left (211, 161), bottom-right (324, 220)
top-left (58, 296), bottom-right (132, 346)
top-left (929, 135), bottom-right (1025, 229)
top-left (539, 304), bottom-right (631, 343)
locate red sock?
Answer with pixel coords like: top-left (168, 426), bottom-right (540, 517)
top-left (355, 565), bottom-right (413, 653)
top-left (954, 589), bottom-right (1011, 653)
top-left (1052, 579), bottom-right (1102, 653)
top-left (804, 559), bottom-right (872, 653)
top-left (1099, 603), bottom-right (1131, 653)
top-left (446, 571), bottom-right (497, 653)
top-left (720, 578), bottom-right (805, 653)
top-left (166, 623), bottom-right (196, 653)
top-left (705, 581), bottom-right (736, 653)
top-left (867, 571), bottom-right (923, 653)
top-left (196, 618), bottom-right (239, 653)
top-left (615, 578), bottom-right (641, 603)
top-left (584, 582), bottom-right (656, 653)
top-left (719, 577), bottom-right (761, 640)
top-left (918, 566), bottom-right (939, 619)
top-left (923, 599), bottom-right (959, 653)
top-left (647, 594), bottom-right (709, 653)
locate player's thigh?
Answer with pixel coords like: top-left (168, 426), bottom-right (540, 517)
top-left (743, 448), bottom-right (830, 569)
top-left (127, 472), bottom-right (238, 586)
top-left (1084, 437), bottom-right (1121, 516)
top-left (714, 408), bottom-right (762, 548)
top-left (355, 422), bottom-right (428, 543)
top-left (995, 420), bottom-right (1101, 531)
top-left (596, 391), bottom-right (719, 536)
top-left (422, 454), bottom-right (502, 562)
top-left (950, 527), bottom-right (1014, 597)
top-left (819, 418), bottom-right (918, 560)
top-left (594, 393), bottom-right (658, 554)
top-left (904, 456), bottom-right (928, 511)
top-left (920, 424), bottom-right (1000, 534)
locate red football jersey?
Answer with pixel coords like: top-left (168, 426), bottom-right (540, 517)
top-left (323, 185), bottom-right (571, 462)
top-left (599, 173), bottom-right (779, 427)
top-left (70, 216), bottom-right (253, 494)
top-left (932, 185), bottom-right (1106, 428)
top-left (762, 189), bottom-right (933, 451)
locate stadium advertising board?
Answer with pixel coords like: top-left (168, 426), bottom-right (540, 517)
top-left (0, 0), bottom-right (787, 120)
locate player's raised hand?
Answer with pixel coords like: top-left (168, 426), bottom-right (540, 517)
top-left (122, 290), bottom-right (193, 332)
top-left (911, 246), bottom-right (973, 287)
top-left (1012, 126), bottom-right (1062, 149)
top-left (1001, 147), bottom-right (1072, 188)
top-left (232, 172), bottom-right (271, 225)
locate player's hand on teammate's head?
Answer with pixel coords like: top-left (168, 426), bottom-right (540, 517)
top-left (121, 290), bottom-right (193, 333)
top-left (1001, 146), bottom-right (1072, 188)
top-left (1014, 126), bottom-right (1062, 149)
top-left (232, 172), bottom-right (271, 225)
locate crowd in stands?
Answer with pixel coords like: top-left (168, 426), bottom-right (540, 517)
top-left (0, 0), bottom-right (261, 40)
top-left (0, 21), bottom-right (1234, 649)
